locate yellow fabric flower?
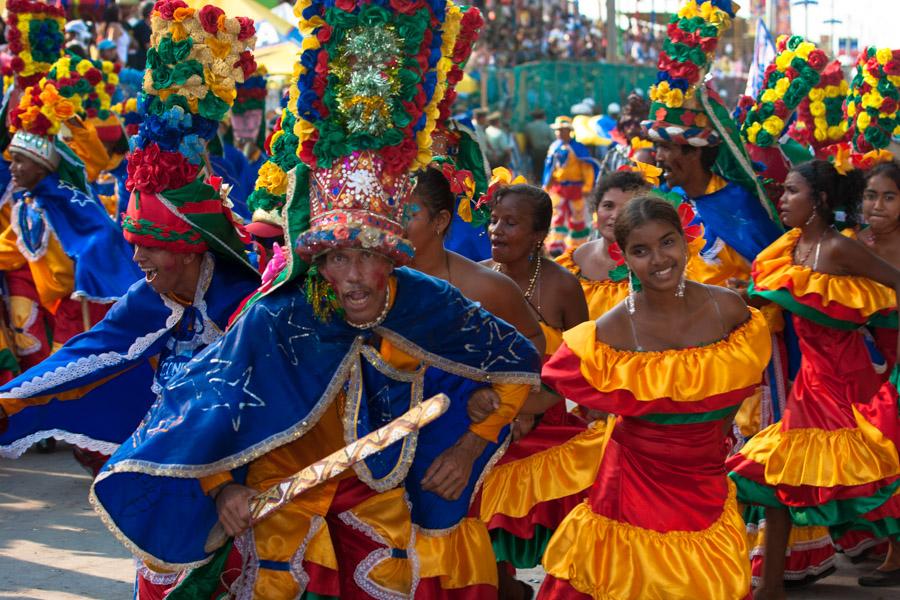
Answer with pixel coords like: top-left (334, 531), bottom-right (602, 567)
top-left (762, 116), bottom-right (784, 137)
top-left (795, 42), bottom-right (815, 60)
top-left (775, 51), bottom-right (795, 71)
top-left (293, 117), bottom-right (317, 144)
top-left (665, 88), bottom-right (684, 108)
top-left (810, 101), bottom-right (826, 117)
top-left (827, 125), bottom-right (844, 140)
top-left (172, 7), bottom-right (195, 22)
top-left (847, 101), bottom-right (857, 117)
top-left (857, 111), bottom-right (872, 130)
top-left (677, 0), bottom-right (699, 19)
top-left (775, 77), bottom-right (790, 95)
top-left (301, 36), bottom-right (321, 52)
top-left (877, 48), bottom-right (893, 66)
top-left (761, 89), bottom-right (778, 103)
top-left (256, 161), bottom-right (288, 195)
top-left (76, 58), bottom-right (93, 75)
top-left (862, 90), bottom-right (885, 110)
top-left (808, 88), bottom-right (826, 103)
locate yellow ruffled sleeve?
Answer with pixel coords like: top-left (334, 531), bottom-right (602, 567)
top-left (556, 308), bottom-right (771, 412)
top-left (29, 233), bottom-right (76, 312)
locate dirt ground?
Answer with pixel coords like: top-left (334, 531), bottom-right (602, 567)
top-left (1, 445), bottom-right (899, 599)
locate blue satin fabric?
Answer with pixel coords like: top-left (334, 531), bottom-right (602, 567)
top-left (93, 267), bottom-right (539, 566)
top-left (16, 172), bottom-right (143, 301)
top-left (89, 160), bottom-right (130, 224)
top-left (692, 181), bottom-right (782, 264)
top-left (0, 259), bottom-right (258, 453)
top-left (444, 213), bottom-right (491, 262)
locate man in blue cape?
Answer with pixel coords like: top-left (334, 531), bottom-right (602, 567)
top-left (86, 0), bottom-right (541, 596)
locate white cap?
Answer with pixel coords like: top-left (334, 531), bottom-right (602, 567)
top-left (607, 102), bottom-right (621, 115)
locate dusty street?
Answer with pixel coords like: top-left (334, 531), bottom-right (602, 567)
top-left (1, 445), bottom-right (898, 599)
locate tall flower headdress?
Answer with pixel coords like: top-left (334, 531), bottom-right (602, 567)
top-left (643, 0), bottom-right (779, 224)
top-left (121, 1), bottom-right (257, 270)
top-left (427, 5), bottom-right (489, 226)
top-left (789, 60), bottom-right (849, 155)
top-left (5, 0), bottom-right (65, 90)
top-left (847, 47), bottom-right (900, 154)
top-left (240, 0), bottom-right (472, 307)
top-left (643, 0), bottom-right (736, 146)
top-left (742, 35), bottom-right (828, 147)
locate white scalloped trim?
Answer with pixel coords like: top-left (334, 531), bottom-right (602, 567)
top-left (134, 558), bottom-right (180, 586)
top-left (1, 254), bottom-right (217, 400)
top-left (0, 429), bottom-right (119, 459)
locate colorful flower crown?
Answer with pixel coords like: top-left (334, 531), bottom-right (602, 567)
top-left (846, 47), bottom-right (900, 153)
top-left (45, 54), bottom-right (120, 121)
top-left (288, 0), bottom-right (471, 266)
top-left (6, 0), bottom-right (65, 89)
top-left (644, 0), bottom-right (736, 146)
top-left (10, 80), bottom-right (76, 136)
top-left (649, 0), bottom-right (736, 110)
top-left (126, 0), bottom-right (257, 196)
top-left (789, 60), bottom-right (849, 151)
top-left (742, 35), bottom-right (828, 147)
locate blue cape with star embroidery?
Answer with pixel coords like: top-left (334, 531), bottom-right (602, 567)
top-left (0, 258), bottom-right (258, 458)
top-left (14, 172), bottom-right (142, 302)
top-left (92, 267), bottom-right (540, 568)
top-left (691, 180), bottom-right (782, 263)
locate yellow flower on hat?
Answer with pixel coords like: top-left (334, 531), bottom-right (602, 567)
top-left (775, 51), bottom-right (795, 71)
top-left (862, 90), bottom-right (884, 110)
top-left (665, 88), bottom-right (684, 108)
top-left (775, 77), bottom-right (790, 95)
top-left (877, 48), bottom-right (893, 66)
top-left (256, 161), bottom-right (288, 195)
top-left (857, 111), bottom-right (872, 130)
top-left (808, 88), bottom-right (826, 103)
top-left (762, 116), bottom-right (784, 137)
top-left (293, 117), bottom-right (317, 144)
top-left (761, 89), bottom-right (778, 104)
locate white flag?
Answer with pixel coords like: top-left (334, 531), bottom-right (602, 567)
top-left (744, 18), bottom-right (776, 99)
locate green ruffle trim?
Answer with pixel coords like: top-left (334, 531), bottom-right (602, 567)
top-left (831, 516), bottom-right (900, 541)
top-left (637, 405), bottom-right (736, 425)
top-left (729, 472), bottom-right (900, 528)
top-left (491, 525), bottom-right (554, 569)
top-left (748, 281), bottom-right (861, 331)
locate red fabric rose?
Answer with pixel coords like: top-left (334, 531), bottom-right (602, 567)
top-left (155, 0), bottom-right (188, 21)
top-left (460, 8), bottom-right (484, 31)
top-left (235, 51), bottom-right (257, 80)
top-left (884, 61), bottom-right (900, 76)
top-left (316, 25), bottom-right (332, 44)
top-left (807, 49), bottom-right (828, 71)
top-left (84, 68), bottom-right (102, 86)
top-left (236, 16), bottom-right (256, 41)
top-left (389, 0), bottom-right (424, 15)
top-left (699, 37), bottom-right (718, 53)
top-left (335, 0), bottom-right (355, 12)
top-left (773, 99), bottom-right (789, 119)
top-left (784, 67), bottom-right (799, 80)
top-left (299, 139), bottom-right (317, 167)
top-left (881, 97), bottom-right (898, 115)
top-left (198, 5), bottom-right (225, 34)
top-left (10, 56), bottom-right (24, 73)
top-left (6, 27), bottom-right (20, 45)
top-left (381, 138), bottom-right (417, 175)
top-left (447, 66), bottom-right (463, 86)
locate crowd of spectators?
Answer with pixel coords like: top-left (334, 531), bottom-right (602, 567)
top-left (469, 2), bottom-right (662, 68)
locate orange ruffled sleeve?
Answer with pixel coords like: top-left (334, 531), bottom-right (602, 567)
top-left (544, 308), bottom-right (771, 416)
top-left (752, 228), bottom-right (895, 322)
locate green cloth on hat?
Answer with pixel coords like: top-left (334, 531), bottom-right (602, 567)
top-left (160, 178), bottom-right (255, 271)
